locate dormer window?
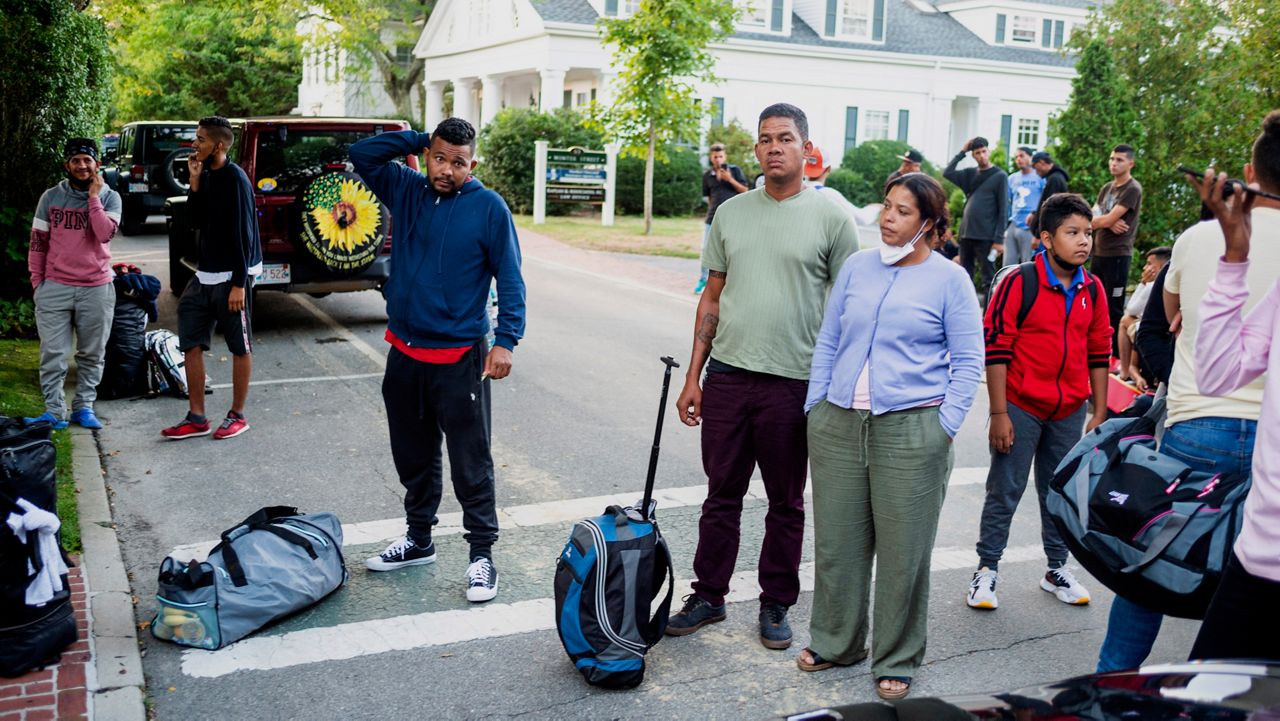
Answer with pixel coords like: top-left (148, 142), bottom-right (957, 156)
top-left (602, 0), bottom-right (641, 16)
top-left (825, 0), bottom-right (885, 42)
top-left (995, 13), bottom-right (1068, 49)
top-left (1010, 15), bottom-right (1036, 44)
top-left (737, 0), bottom-right (786, 33)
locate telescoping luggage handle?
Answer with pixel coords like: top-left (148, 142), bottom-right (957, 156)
top-left (640, 357), bottom-right (681, 518)
top-left (216, 506), bottom-right (319, 587)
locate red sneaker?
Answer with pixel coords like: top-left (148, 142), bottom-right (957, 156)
top-left (161, 415), bottom-right (211, 439)
top-left (213, 412), bottom-right (250, 440)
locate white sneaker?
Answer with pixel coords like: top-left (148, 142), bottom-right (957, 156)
top-left (1041, 566), bottom-right (1091, 605)
top-left (967, 567), bottom-right (999, 609)
top-left (465, 557), bottom-right (499, 603)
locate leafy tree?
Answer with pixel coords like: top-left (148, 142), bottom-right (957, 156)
top-left (836, 139), bottom-right (939, 206)
top-left (705, 119), bottom-right (760, 180)
top-left (1051, 0), bottom-right (1274, 262)
top-left (1048, 38), bottom-right (1141, 220)
top-left (475, 107), bottom-right (602, 214)
top-left (275, 0), bottom-right (435, 125)
top-left (0, 0), bottom-right (112, 337)
top-left (98, 0), bottom-right (301, 123)
top-left (593, 0), bottom-right (738, 233)
top-left (617, 145), bottom-right (703, 217)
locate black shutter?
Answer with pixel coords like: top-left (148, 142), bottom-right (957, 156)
top-left (771, 0), bottom-right (784, 32)
top-left (873, 0), bottom-right (885, 41)
top-left (897, 110), bottom-right (909, 142)
top-left (1054, 20), bottom-right (1065, 48)
top-left (826, 0), bottom-right (837, 36)
top-left (1000, 115), bottom-right (1013, 156)
top-left (845, 106), bottom-right (858, 151)
top-left (605, 0), bottom-right (618, 16)
top-left (995, 14), bottom-right (1006, 43)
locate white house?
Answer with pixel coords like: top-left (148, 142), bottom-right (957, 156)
top-left (297, 15), bottom-right (424, 121)
top-left (414, 0), bottom-right (1094, 165)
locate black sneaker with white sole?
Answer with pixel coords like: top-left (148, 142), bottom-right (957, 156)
top-left (465, 557), bottom-right (498, 602)
top-left (365, 536), bottom-right (436, 571)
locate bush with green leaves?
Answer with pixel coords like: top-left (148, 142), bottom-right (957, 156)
top-left (0, 1), bottom-right (112, 338)
top-left (837, 140), bottom-right (940, 206)
top-left (616, 144), bottom-right (703, 217)
top-left (475, 107), bottom-right (603, 215)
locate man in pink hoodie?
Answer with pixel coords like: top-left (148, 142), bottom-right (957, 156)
top-left (1188, 109), bottom-right (1280, 662)
top-left (25, 138), bottom-right (121, 430)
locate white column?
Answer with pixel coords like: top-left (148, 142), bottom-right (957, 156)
top-left (533, 141), bottom-right (548, 225)
top-left (924, 95), bottom-right (955, 165)
top-left (538, 68), bottom-right (566, 112)
top-left (452, 77), bottom-right (477, 125)
top-left (602, 143), bottom-right (618, 227)
top-left (480, 75), bottom-right (504, 128)
top-left (596, 71), bottom-right (617, 108)
top-left (423, 80), bottom-right (445, 131)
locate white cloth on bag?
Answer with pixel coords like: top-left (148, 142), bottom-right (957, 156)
top-left (5, 498), bottom-right (68, 605)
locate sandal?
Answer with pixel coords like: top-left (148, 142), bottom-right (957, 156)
top-left (796, 647), bottom-right (869, 673)
top-left (876, 676), bottom-right (911, 700)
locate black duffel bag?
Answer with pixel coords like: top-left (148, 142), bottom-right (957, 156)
top-left (0, 416), bottom-right (77, 676)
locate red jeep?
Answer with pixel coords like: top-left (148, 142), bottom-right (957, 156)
top-left (165, 117), bottom-right (419, 297)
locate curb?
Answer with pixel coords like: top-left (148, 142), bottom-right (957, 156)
top-left (69, 426), bottom-right (147, 721)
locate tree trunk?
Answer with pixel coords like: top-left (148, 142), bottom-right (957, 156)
top-left (644, 120), bottom-right (656, 235)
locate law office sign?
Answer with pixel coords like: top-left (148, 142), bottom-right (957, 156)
top-left (533, 141), bottom-right (618, 226)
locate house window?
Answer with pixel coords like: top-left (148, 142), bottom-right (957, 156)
top-left (395, 44), bottom-right (413, 69)
top-left (1017, 118), bottom-right (1040, 147)
top-left (1010, 15), bottom-right (1037, 44)
top-left (864, 110), bottom-right (890, 141)
top-left (604, 0), bottom-right (618, 15)
top-left (623, 0), bottom-right (641, 14)
top-left (839, 0), bottom-right (872, 39)
top-left (576, 92), bottom-right (587, 106)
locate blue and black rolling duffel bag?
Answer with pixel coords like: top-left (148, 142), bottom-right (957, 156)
top-left (554, 357), bottom-right (677, 689)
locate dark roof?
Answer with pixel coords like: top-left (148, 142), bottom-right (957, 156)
top-left (530, 0), bottom-right (1075, 68)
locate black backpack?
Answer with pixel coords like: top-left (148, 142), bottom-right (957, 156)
top-left (987, 260), bottom-right (1099, 327)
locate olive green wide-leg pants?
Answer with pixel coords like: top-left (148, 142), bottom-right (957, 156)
top-left (806, 401), bottom-right (953, 680)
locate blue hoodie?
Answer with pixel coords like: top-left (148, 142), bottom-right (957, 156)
top-left (350, 130), bottom-right (525, 351)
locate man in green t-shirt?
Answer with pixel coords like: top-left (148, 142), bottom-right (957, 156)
top-left (664, 103), bottom-right (859, 651)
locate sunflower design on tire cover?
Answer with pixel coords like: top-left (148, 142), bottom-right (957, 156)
top-left (300, 172), bottom-right (386, 274)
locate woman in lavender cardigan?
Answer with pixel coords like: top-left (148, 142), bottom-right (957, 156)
top-left (796, 173), bottom-right (985, 699)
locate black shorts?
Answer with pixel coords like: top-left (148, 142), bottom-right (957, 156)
top-left (178, 278), bottom-right (253, 355)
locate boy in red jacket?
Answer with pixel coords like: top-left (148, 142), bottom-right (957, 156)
top-left (967, 193), bottom-right (1112, 610)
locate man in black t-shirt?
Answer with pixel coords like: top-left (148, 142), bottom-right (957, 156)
top-left (696, 143), bottom-right (747, 293)
top-left (161, 116), bottom-right (262, 441)
top-left (944, 136), bottom-right (1008, 296)
top-left (1090, 143), bottom-right (1143, 355)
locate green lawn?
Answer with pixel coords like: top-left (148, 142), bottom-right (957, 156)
top-left (0, 339), bottom-right (80, 553)
top-left (515, 213), bottom-right (703, 259)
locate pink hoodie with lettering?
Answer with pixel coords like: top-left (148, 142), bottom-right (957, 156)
top-left (27, 180), bottom-right (121, 288)
top-left (1196, 258), bottom-right (1280, 583)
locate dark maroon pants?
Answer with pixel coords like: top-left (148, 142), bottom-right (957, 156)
top-left (691, 370), bottom-right (809, 608)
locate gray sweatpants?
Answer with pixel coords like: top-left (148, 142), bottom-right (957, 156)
top-left (976, 401), bottom-right (1085, 570)
top-left (34, 280), bottom-right (115, 419)
top-left (1003, 225), bottom-right (1036, 267)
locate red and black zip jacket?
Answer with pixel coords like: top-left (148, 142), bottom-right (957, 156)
top-left (984, 258), bottom-right (1113, 421)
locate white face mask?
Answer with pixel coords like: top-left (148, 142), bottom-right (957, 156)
top-left (880, 221), bottom-right (931, 265)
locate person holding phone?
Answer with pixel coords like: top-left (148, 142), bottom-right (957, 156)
top-left (1185, 108), bottom-right (1280, 662)
top-left (696, 143), bottom-right (748, 294)
top-left (25, 138), bottom-right (121, 430)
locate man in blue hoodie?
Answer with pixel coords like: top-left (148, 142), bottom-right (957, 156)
top-left (350, 117), bottom-right (526, 604)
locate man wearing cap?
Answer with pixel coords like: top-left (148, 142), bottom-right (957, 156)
top-left (887, 149), bottom-right (924, 187)
top-left (1027, 151), bottom-right (1070, 236)
top-left (807, 147), bottom-right (880, 245)
top-left (697, 143), bottom-right (748, 294)
top-left (25, 138), bottom-right (122, 430)
top-left (1004, 146), bottom-right (1045, 267)
top-left (944, 137), bottom-right (1008, 297)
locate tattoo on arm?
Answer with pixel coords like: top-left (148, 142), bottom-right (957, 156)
top-left (708, 270), bottom-right (726, 279)
top-left (696, 313), bottom-right (719, 346)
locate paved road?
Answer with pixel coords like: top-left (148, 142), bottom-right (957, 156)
top-left (94, 220), bottom-right (1199, 720)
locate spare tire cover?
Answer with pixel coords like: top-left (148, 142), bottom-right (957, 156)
top-left (300, 172), bottom-right (387, 274)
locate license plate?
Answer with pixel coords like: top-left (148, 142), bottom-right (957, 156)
top-left (256, 263), bottom-right (290, 285)
top-left (128, 183), bottom-right (148, 193)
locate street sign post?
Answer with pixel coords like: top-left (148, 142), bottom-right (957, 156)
top-left (534, 141), bottom-right (617, 227)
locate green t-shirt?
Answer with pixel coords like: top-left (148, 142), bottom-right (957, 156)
top-left (703, 186), bottom-right (860, 380)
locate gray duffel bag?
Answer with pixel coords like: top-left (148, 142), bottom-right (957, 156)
top-left (150, 506), bottom-right (347, 649)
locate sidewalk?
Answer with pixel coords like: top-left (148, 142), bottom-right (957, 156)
top-left (0, 427), bottom-right (145, 721)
